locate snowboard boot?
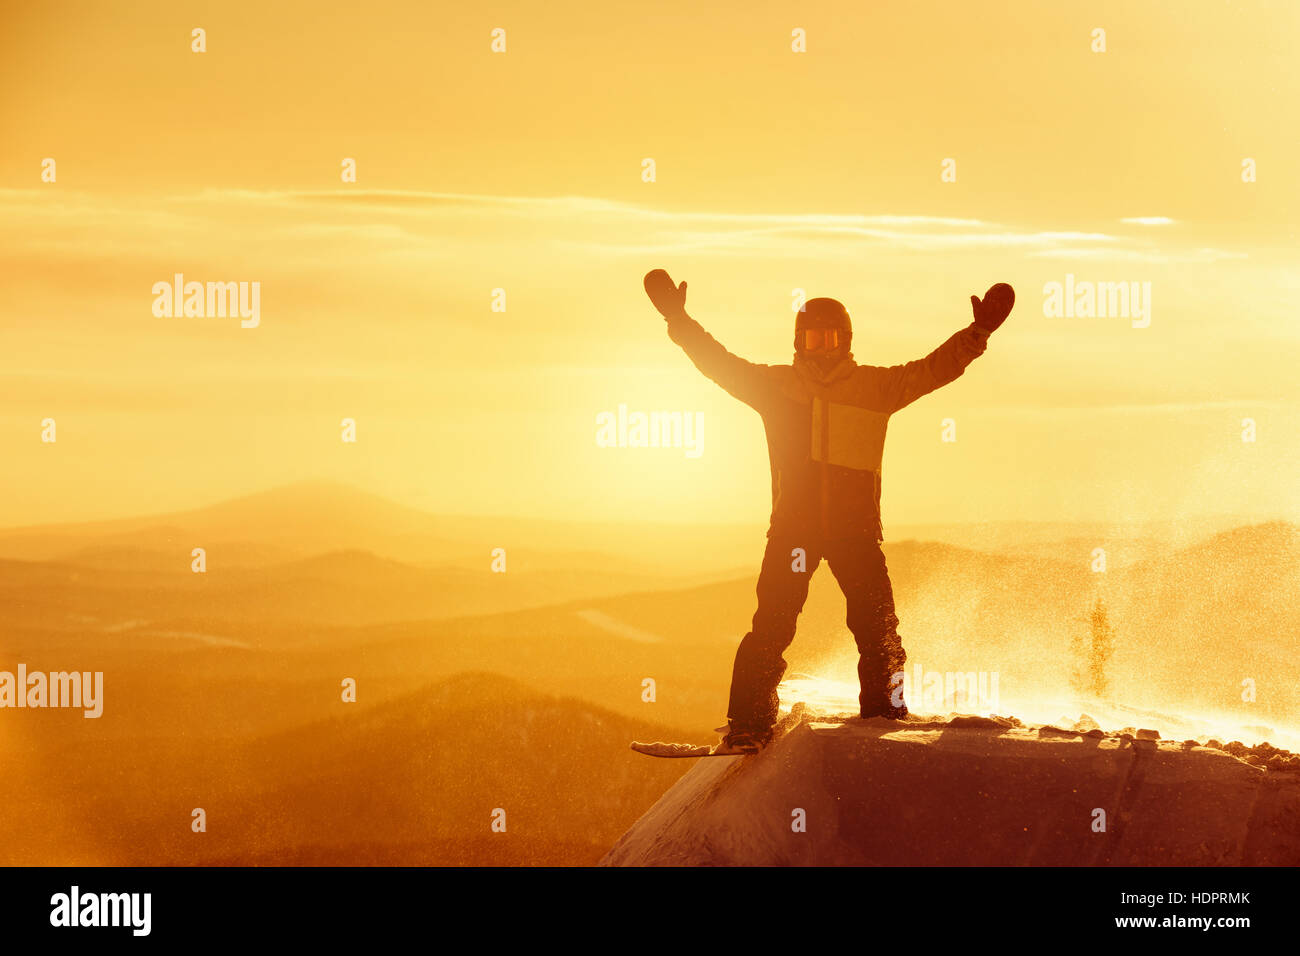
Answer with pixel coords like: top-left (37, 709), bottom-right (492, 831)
top-left (860, 699), bottom-right (910, 721)
top-left (719, 724), bottom-right (774, 755)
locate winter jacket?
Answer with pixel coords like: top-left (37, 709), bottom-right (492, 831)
top-left (666, 314), bottom-right (990, 540)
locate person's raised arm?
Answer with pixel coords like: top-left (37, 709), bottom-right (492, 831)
top-left (878, 283), bottom-right (1013, 412)
top-left (644, 269), bottom-right (771, 409)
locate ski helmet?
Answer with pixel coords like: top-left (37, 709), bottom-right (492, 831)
top-left (794, 297), bottom-right (852, 352)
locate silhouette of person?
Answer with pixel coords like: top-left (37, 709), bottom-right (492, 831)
top-left (644, 271), bottom-right (1014, 752)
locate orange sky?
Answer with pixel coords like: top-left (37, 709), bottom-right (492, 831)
top-left (2, 0), bottom-right (1297, 528)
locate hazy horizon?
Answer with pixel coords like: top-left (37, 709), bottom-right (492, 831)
top-left (0, 475), bottom-right (1291, 532)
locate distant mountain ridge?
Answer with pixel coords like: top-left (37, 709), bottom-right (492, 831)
top-left (0, 479), bottom-right (1276, 573)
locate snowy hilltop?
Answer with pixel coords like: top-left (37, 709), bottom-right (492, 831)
top-left (605, 705), bottom-right (1300, 866)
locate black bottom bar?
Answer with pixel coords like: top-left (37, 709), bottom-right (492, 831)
top-left (0, 865), bottom-right (1285, 943)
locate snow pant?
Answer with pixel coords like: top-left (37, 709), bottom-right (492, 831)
top-left (726, 531), bottom-right (906, 731)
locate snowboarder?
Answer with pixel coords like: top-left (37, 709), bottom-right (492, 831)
top-left (643, 270), bottom-right (1014, 754)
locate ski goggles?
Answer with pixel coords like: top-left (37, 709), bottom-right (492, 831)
top-left (798, 329), bottom-right (842, 352)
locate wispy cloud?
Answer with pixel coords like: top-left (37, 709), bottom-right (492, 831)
top-left (983, 399), bottom-right (1285, 416)
top-left (1029, 247), bottom-right (1247, 263)
top-left (172, 188), bottom-right (993, 229)
top-left (0, 188), bottom-right (1241, 264)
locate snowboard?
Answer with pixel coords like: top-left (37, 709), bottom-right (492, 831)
top-left (631, 703), bottom-right (806, 758)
